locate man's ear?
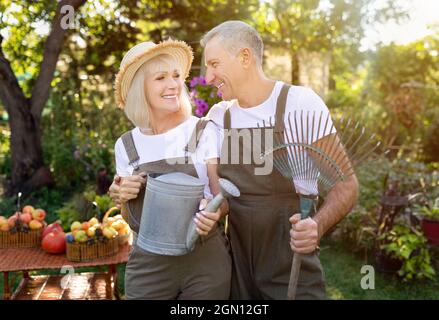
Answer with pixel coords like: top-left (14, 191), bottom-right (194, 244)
top-left (239, 48), bottom-right (252, 68)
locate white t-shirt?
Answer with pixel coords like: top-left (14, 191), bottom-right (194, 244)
top-left (114, 116), bottom-right (221, 199)
top-left (207, 81), bottom-right (336, 195)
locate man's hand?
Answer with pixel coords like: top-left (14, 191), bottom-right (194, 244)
top-left (194, 198), bottom-right (221, 236)
top-left (289, 214), bottom-right (320, 254)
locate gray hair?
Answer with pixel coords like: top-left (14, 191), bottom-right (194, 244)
top-left (200, 21), bottom-right (263, 65)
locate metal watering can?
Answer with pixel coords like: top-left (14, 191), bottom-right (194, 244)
top-left (137, 172), bottom-right (239, 256)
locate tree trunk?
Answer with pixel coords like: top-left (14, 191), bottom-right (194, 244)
top-left (0, 0), bottom-right (86, 197)
top-left (291, 51), bottom-right (300, 85)
top-left (6, 98), bottom-right (54, 197)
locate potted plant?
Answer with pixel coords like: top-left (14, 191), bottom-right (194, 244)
top-left (415, 197), bottom-right (439, 245)
top-left (378, 224), bottom-right (436, 281)
top-left (374, 179), bottom-right (408, 274)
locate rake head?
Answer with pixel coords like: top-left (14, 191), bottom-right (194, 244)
top-left (259, 110), bottom-right (383, 196)
top-left (258, 109), bottom-right (385, 301)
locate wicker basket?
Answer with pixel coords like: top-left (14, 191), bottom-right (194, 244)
top-left (117, 233), bottom-right (130, 245)
top-left (65, 207), bottom-right (129, 262)
top-left (0, 229), bottom-right (42, 249)
top-left (103, 207), bottom-right (131, 246)
top-left (66, 237), bottom-right (119, 262)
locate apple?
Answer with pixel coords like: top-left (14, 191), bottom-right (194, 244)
top-left (113, 214), bottom-right (124, 221)
top-left (19, 213), bottom-right (32, 225)
top-left (32, 208), bottom-right (46, 222)
top-left (110, 220), bottom-right (126, 231)
top-left (22, 205), bottom-right (35, 215)
top-left (0, 217), bottom-right (10, 232)
top-left (88, 217), bottom-right (99, 226)
top-left (74, 230), bottom-right (88, 243)
top-left (118, 225), bottom-right (130, 236)
top-left (7, 214), bottom-right (18, 228)
top-left (70, 221), bottom-right (82, 232)
top-left (105, 217), bottom-right (116, 226)
top-left (103, 226), bottom-right (118, 239)
top-left (29, 219), bottom-right (43, 230)
top-left (86, 226), bottom-right (96, 237)
top-left (81, 221), bottom-right (90, 231)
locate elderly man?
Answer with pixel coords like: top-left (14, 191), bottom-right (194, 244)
top-left (199, 20), bottom-right (358, 300)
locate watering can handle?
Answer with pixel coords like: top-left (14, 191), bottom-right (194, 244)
top-left (186, 178), bottom-right (240, 252)
top-left (204, 194), bottom-right (225, 213)
top-left (186, 194), bottom-right (226, 252)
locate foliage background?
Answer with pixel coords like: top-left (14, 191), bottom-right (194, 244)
top-left (0, 0), bottom-right (438, 294)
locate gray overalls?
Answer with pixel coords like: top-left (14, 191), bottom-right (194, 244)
top-left (121, 118), bottom-right (231, 299)
top-left (218, 84), bottom-right (326, 300)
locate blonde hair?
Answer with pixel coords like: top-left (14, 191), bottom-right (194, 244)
top-left (123, 54), bottom-right (192, 130)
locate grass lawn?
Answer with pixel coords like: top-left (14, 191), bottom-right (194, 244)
top-left (1, 240), bottom-right (438, 300)
top-left (320, 238), bottom-right (439, 300)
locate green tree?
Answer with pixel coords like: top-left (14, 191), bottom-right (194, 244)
top-left (0, 0), bottom-right (260, 197)
top-left (0, 0), bottom-right (87, 196)
top-left (120, 0), bottom-right (259, 70)
top-left (0, 0), bottom-right (151, 195)
top-left (365, 35), bottom-right (439, 160)
top-left (253, 0), bottom-right (407, 84)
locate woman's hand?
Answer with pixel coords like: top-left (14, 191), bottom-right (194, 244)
top-left (194, 198), bottom-right (221, 236)
top-left (119, 172), bottom-right (147, 203)
top-left (108, 175), bottom-right (122, 208)
top-left (109, 172), bottom-right (147, 205)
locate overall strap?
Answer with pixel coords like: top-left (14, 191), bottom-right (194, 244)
top-left (223, 100), bottom-right (236, 130)
top-left (184, 117), bottom-right (212, 154)
top-left (224, 108), bottom-right (231, 130)
top-left (274, 83), bottom-right (291, 133)
top-left (121, 130), bottom-right (140, 170)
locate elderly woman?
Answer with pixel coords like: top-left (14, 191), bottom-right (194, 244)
top-left (111, 39), bottom-right (231, 299)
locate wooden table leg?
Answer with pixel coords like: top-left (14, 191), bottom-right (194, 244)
top-left (109, 264), bottom-right (119, 300)
top-left (104, 265), bottom-right (113, 299)
top-left (3, 272), bottom-right (10, 300)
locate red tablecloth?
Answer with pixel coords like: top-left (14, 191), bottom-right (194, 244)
top-left (0, 244), bottom-right (130, 272)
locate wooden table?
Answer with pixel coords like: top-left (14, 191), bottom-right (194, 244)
top-left (0, 244), bottom-right (130, 300)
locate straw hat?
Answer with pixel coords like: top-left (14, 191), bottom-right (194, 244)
top-left (114, 39), bottom-right (194, 109)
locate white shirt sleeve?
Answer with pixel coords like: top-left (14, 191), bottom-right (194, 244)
top-left (195, 121), bottom-right (223, 163)
top-left (206, 101), bottom-right (228, 129)
top-left (114, 137), bottom-right (132, 177)
top-left (285, 87), bottom-right (336, 144)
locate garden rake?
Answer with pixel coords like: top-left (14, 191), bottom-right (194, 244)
top-left (259, 110), bottom-right (383, 300)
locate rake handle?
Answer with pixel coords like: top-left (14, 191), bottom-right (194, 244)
top-left (287, 196), bottom-right (315, 300)
top-left (287, 252), bottom-right (303, 299)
